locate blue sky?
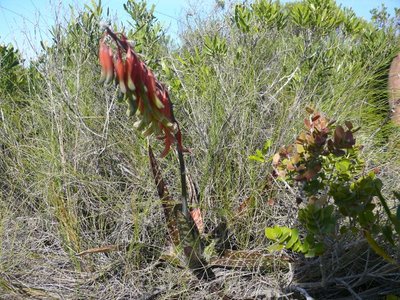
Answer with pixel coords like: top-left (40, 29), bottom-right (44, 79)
top-left (0, 0), bottom-right (398, 60)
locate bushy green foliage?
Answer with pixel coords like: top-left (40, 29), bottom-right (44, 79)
top-left (123, 0), bottom-right (170, 70)
top-left (0, 44), bottom-right (29, 101)
top-left (266, 109), bottom-right (400, 261)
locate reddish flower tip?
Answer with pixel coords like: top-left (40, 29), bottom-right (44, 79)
top-left (99, 42), bottom-right (114, 84)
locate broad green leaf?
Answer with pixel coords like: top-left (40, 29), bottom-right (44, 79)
top-left (263, 140), bottom-right (272, 152)
top-left (304, 248), bottom-right (316, 257)
top-left (300, 241), bottom-right (308, 254)
top-left (267, 243), bottom-right (284, 252)
top-left (291, 240), bottom-right (302, 252)
top-left (249, 155), bottom-right (265, 162)
top-left (278, 227), bottom-right (291, 243)
top-left (286, 229), bottom-right (299, 248)
top-left (296, 144), bottom-right (305, 153)
top-left (265, 227), bottom-right (279, 241)
top-left (335, 159), bottom-right (350, 173)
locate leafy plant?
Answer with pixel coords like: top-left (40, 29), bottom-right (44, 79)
top-left (123, 0), bottom-right (169, 70)
top-left (252, 0), bottom-right (287, 30)
top-left (234, 4), bottom-right (252, 33)
top-left (203, 34), bottom-right (227, 58)
top-left (0, 44), bottom-right (28, 101)
top-left (98, 25), bottom-right (213, 279)
top-left (264, 108), bottom-right (399, 262)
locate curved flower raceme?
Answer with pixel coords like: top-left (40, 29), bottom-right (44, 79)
top-left (99, 29), bottom-right (185, 157)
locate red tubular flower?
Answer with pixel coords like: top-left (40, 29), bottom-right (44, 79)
top-left (99, 41), bottom-right (114, 84)
top-left (160, 88), bottom-right (172, 120)
top-left (138, 61), bottom-right (148, 92)
top-left (130, 59), bottom-right (146, 102)
top-left (125, 48), bottom-right (136, 91)
top-left (160, 127), bottom-right (173, 158)
top-left (145, 69), bottom-right (164, 110)
top-left (115, 50), bottom-right (127, 94)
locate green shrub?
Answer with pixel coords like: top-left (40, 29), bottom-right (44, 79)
top-left (265, 108), bottom-right (399, 262)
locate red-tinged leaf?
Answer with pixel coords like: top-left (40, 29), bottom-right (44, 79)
top-left (303, 168), bottom-right (318, 181)
top-left (311, 114), bottom-right (320, 122)
top-left (278, 146), bottom-right (289, 157)
top-left (190, 208), bottom-right (204, 234)
top-left (286, 161), bottom-right (295, 171)
top-left (334, 125), bottom-right (345, 145)
top-left (295, 174), bottom-right (306, 181)
top-left (297, 132), bottom-right (306, 143)
top-left (319, 126), bottom-right (329, 135)
top-left (272, 153), bottom-right (280, 165)
top-left (314, 133), bottom-right (327, 146)
top-left (306, 133), bottom-right (315, 144)
top-left (297, 164), bottom-right (306, 171)
top-left (372, 167), bottom-right (381, 174)
top-left (345, 120), bottom-right (353, 130)
top-left (344, 131), bottom-right (355, 147)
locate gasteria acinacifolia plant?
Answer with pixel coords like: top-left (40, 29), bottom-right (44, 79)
top-left (98, 25), bottom-right (213, 279)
